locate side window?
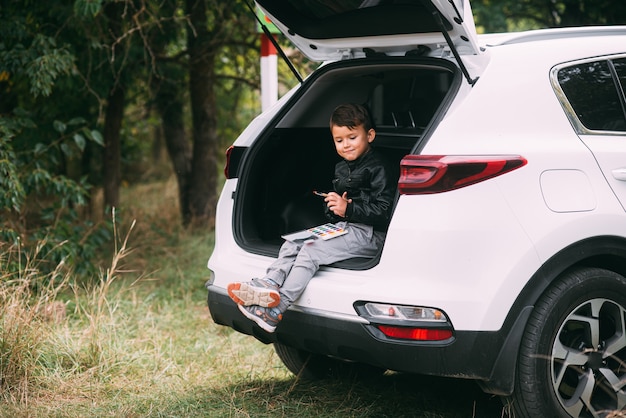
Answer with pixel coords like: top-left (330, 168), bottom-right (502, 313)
top-left (614, 57), bottom-right (626, 106)
top-left (557, 59), bottom-right (626, 132)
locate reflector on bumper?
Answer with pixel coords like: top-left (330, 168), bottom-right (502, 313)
top-left (377, 325), bottom-right (453, 341)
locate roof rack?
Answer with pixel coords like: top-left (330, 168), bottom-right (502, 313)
top-left (485, 26), bottom-right (626, 47)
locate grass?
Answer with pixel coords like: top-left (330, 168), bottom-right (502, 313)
top-left (0, 176), bottom-right (506, 418)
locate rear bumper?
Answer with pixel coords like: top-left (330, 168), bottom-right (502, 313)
top-left (207, 286), bottom-right (527, 395)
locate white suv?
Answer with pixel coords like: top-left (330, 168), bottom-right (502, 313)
top-left (205, 1), bottom-right (626, 416)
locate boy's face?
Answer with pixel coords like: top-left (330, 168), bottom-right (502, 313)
top-left (331, 123), bottom-right (375, 161)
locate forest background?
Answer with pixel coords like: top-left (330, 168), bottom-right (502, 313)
top-left (2, 0), bottom-right (626, 271)
top-left (1, 1), bottom-right (626, 417)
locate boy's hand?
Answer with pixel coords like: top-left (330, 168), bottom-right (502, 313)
top-left (325, 192), bottom-right (352, 217)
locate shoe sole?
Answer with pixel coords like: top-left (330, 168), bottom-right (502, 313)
top-left (238, 305), bottom-right (277, 333)
top-left (227, 282), bottom-right (280, 308)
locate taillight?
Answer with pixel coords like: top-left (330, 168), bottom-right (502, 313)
top-left (398, 155), bottom-right (527, 194)
top-left (224, 146), bottom-right (247, 179)
top-left (356, 302), bottom-right (454, 342)
top-left (377, 325), bottom-right (453, 341)
top-left (224, 146), bottom-right (234, 179)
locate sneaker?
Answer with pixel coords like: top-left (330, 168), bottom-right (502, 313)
top-left (238, 304), bottom-right (282, 333)
top-left (227, 278), bottom-right (280, 308)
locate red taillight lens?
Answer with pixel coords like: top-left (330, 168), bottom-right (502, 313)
top-left (224, 146), bottom-right (234, 179)
top-left (224, 146), bottom-right (247, 179)
top-left (377, 325), bottom-right (453, 341)
top-left (398, 155), bottom-right (527, 195)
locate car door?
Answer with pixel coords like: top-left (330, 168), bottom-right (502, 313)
top-left (553, 56), bottom-right (626, 210)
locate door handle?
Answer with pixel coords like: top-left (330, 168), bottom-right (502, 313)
top-left (612, 168), bottom-right (626, 181)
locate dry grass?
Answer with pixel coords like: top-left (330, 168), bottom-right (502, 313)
top-left (0, 176), bottom-right (290, 417)
top-left (0, 241), bottom-right (72, 404)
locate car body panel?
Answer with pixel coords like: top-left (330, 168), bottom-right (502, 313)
top-left (579, 134), bottom-right (626, 212)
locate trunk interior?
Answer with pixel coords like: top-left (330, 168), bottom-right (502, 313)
top-left (234, 58), bottom-right (458, 268)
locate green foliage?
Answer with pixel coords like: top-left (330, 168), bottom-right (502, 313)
top-left (1, 109), bottom-right (111, 277)
top-left (74, 0), bottom-right (103, 17)
top-left (0, 1), bottom-right (114, 278)
top-left (0, 121), bottom-right (25, 212)
top-left (472, 0), bottom-right (626, 32)
top-left (0, 21), bottom-right (75, 97)
top-left (24, 36), bottom-right (75, 98)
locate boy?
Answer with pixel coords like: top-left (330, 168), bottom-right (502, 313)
top-left (227, 103), bottom-right (395, 332)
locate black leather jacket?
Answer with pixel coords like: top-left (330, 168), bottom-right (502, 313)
top-left (324, 148), bottom-right (395, 231)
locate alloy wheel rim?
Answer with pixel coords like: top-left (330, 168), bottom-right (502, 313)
top-left (551, 298), bottom-right (626, 417)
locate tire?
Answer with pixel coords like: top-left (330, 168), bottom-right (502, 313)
top-left (274, 342), bottom-right (385, 381)
top-left (506, 267), bottom-right (626, 418)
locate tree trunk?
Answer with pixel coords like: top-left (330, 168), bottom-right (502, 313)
top-left (186, 0), bottom-right (219, 229)
top-left (151, 124), bottom-right (163, 162)
top-left (103, 85), bottom-right (124, 209)
top-left (154, 77), bottom-right (192, 225)
top-left (102, 1), bottom-right (126, 211)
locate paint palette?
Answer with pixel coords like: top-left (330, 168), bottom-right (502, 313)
top-left (282, 223), bottom-right (348, 243)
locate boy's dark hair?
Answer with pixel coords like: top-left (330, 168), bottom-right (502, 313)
top-left (330, 103), bottom-right (374, 132)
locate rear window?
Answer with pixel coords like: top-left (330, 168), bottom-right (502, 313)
top-left (556, 57), bottom-right (626, 132)
top-left (256, 0), bottom-right (447, 40)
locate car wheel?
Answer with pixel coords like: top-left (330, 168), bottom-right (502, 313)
top-left (274, 342), bottom-right (385, 381)
top-left (507, 267), bottom-right (626, 418)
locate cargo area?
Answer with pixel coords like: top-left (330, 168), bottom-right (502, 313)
top-left (232, 59), bottom-right (458, 265)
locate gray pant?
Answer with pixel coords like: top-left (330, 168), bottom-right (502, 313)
top-left (264, 222), bottom-right (385, 310)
